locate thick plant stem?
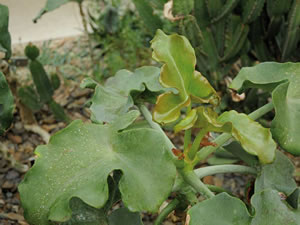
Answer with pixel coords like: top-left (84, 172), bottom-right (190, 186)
top-left (138, 104), bottom-right (175, 151)
top-left (154, 199), bottom-right (180, 225)
top-left (172, 165), bottom-right (257, 192)
top-left (189, 128), bottom-right (208, 160)
top-left (195, 165), bottom-right (257, 179)
top-left (78, 2), bottom-right (95, 66)
top-left (247, 102), bottom-right (274, 120)
top-left (180, 170), bottom-right (215, 199)
top-left (184, 105), bottom-right (192, 150)
top-left (206, 185), bottom-right (231, 194)
top-left (197, 102), bottom-right (274, 161)
top-left (184, 129), bottom-right (192, 150)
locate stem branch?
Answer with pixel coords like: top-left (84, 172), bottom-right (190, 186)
top-left (195, 165), bottom-right (257, 179)
top-left (154, 199), bottom-right (180, 225)
top-left (138, 104), bottom-right (175, 151)
top-left (78, 2), bottom-right (95, 66)
top-left (180, 170), bottom-right (215, 199)
top-left (189, 128), bottom-right (208, 160)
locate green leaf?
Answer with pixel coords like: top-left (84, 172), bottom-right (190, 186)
top-left (221, 16), bottom-right (249, 62)
top-left (255, 151), bottom-right (297, 196)
top-left (151, 30), bottom-right (219, 124)
top-left (80, 77), bottom-right (99, 89)
top-left (230, 62), bottom-right (300, 155)
top-left (48, 99), bottom-right (70, 123)
top-left (0, 4), bottom-right (12, 59)
top-left (250, 189), bottom-right (300, 225)
top-left (28, 60), bottom-right (54, 103)
top-left (188, 190), bottom-right (300, 225)
top-left (173, 0), bottom-right (194, 16)
top-left (194, 107), bottom-right (232, 132)
top-left (194, 0), bottom-right (210, 28)
top-left (218, 110), bottom-right (276, 164)
top-left (18, 86), bottom-right (43, 112)
top-left (287, 188), bottom-right (300, 209)
top-left (242, 0), bottom-right (265, 24)
top-left (211, 0), bottom-right (240, 23)
top-left (267, 0), bottom-right (292, 16)
top-left (33, 0), bottom-right (83, 22)
top-left (19, 119), bottom-right (176, 225)
top-left (282, 0), bottom-right (300, 61)
top-left (0, 72), bottom-right (14, 135)
top-left (89, 66), bottom-right (164, 124)
top-left (108, 208), bottom-right (143, 225)
top-left (188, 193), bottom-right (252, 225)
top-left (60, 198), bottom-right (108, 225)
top-left (174, 108), bottom-right (198, 133)
top-left (223, 141), bottom-right (259, 166)
top-left (131, 0), bottom-right (163, 34)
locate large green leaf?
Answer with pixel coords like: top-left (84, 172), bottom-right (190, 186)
top-left (188, 190), bottom-right (300, 225)
top-left (19, 115), bottom-right (176, 225)
top-left (255, 151), bottom-right (297, 196)
top-left (230, 62), bottom-right (300, 155)
top-left (0, 72), bottom-right (14, 135)
top-left (33, 0), bottom-right (83, 22)
top-left (151, 30), bottom-right (219, 124)
top-left (218, 110), bottom-right (276, 164)
top-left (0, 4), bottom-right (11, 59)
top-left (250, 189), bottom-right (300, 225)
top-left (89, 66), bottom-right (164, 124)
top-left (108, 208), bottom-right (143, 225)
top-left (188, 193), bottom-right (252, 225)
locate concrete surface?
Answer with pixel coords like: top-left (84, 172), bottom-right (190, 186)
top-left (0, 0), bottom-right (84, 44)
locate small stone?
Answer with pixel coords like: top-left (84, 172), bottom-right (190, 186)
top-left (12, 122), bottom-right (24, 134)
top-left (71, 88), bottom-right (90, 98)
top-left (0, 199), bottom-right (4, 207)
top-left (5, 213), bottom-right (24, 221)
top-left (6, 170), bottom-right (19, 180)
top-left (214, 176), bottom-right (224, 187)
top-left (8, 134), bottom-right (22, 144)
top-left (203, 176), bottom-right (214, 185)
top-left (6, 192), bottom-right (13, 198)
top-left (2, 181), bottom-right (14, 189)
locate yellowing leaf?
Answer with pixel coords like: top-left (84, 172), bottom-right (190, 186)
top-left (174, 107), bottom-right (231, 133)
top-left (151, 30), bottom-right (219, 124)
top-left (218, 110), bottom-right (276, 164)
top-left (230, 62), bottom-right (300, 155)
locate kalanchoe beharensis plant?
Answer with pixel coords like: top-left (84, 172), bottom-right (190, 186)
top-left (19, 30), bottom-right (300, 225)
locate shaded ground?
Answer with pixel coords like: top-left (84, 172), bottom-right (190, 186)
top-left (1, 36), bottom-right (299, 225)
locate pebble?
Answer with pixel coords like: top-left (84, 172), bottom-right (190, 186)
top-left (12, 122), bottom-right (24, 134)
top-left (6, 171), bottom-right (19, 180)
top-left (6, 192), bottom-right (13, 198)
top-left (203, 176), bottom-right (214, 185)
top-left (71, 88), bottom-right (90, 98)
top-left (2, 212), bottom-right (24, 221)
top-left (2, 181), bottom-right (14, 189)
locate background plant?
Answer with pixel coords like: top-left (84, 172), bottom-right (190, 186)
top-left (19, 30), bottom-right (300, 225)
top-left (158, 0), bottom-right (300, 87)
top-left (87, 0), bottom-right (153, 80)
top-left (20, 44), bottom-right (70, 122)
